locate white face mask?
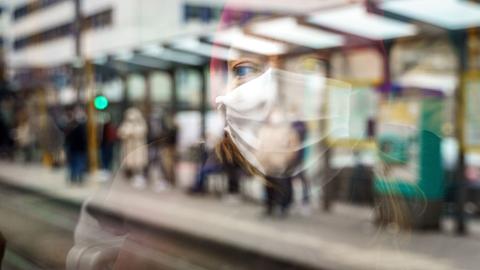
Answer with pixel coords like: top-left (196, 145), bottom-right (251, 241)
top-left (216, 68), bottom-right (351, 177)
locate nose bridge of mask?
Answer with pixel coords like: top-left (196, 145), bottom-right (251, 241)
top-left (218, 68), bottom-right (340, 119)
top-left (216, 68), bottom-right (277, 120)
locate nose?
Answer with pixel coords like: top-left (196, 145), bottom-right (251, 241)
top-left (268, 56), bottom-right (283, 69)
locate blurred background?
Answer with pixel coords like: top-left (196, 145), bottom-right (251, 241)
top-left (0, 0), bottom-right (480, 269)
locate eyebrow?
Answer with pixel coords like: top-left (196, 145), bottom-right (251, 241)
top-left (228, 51), bottom-right (268, 64)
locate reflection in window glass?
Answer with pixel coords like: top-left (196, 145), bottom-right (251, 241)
top-left (150, 72), bottom-right (171, 103)
top-left (102, 79), bottom-right (123, 103)
top-left (331, 49), bottom-right (383, 81)
top-left (176, 68), bottom-right (201, 108)
top-left (127, 74), bottom-right (145, 101)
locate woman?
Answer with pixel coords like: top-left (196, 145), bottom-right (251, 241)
top-left (118, 107), bottom-right (148, 188)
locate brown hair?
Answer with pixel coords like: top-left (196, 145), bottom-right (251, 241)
top-left (217, 133), bottom-right (410, 229)
top-left (215, 133), bottom-right (260, 177)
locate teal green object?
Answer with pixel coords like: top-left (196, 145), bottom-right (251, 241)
top-left (94, 95), bottom-right (109, 110)
top-left (374, 179), bottom-right (422, 199)
top-left (375, 99), bottom-right (444, 200)
top-left (378, 135), bottom-right (409, 164)
top-left (417, 99), bottom-right (444, 200)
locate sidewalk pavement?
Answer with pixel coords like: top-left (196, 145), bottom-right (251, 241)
top-left (1, 161), bottom-right (480, 270)
top-left (0, 161), bottom-right (94, 205)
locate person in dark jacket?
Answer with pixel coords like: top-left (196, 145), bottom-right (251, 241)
top-left (0, 113), bottom-right (14, 160)
top-left (189, 132), bottom-right (242, 195)
top-left (263, 122), bottom-right (308, 217)
top-left (65, 108), bottom-right (88, 185)
top-left (100, 114), bottom-right (117, 173)
top-left (0, 231), bottom-right (5, 266)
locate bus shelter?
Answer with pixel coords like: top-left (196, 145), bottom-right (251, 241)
top-left (375, 0), bottom-right (480, 232)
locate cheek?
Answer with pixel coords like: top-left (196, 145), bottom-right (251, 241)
top-left (225, 80), bottom-right (237, 92)
top-left (226, 76), bottom-right (243, 91)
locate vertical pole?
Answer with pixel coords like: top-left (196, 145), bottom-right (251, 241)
top-left (198, 66), bottom-right (207, 143)
top-left (37, 86), bottom-right (49, 166)
top-left (144, 72), bottom-right (152, 120)
top-left (143, 71), bottom-right (152, 176)
top-left (73, 0), bottom-right (83, 102)
top-left (169, 68), bottom-right (178, 186)
top-left (121, 74), bottom-right (129, 112)
top-left (380, 40), bottom-right (394, 87)
top-left (322, 58), bottom-right (333, 212)
top-left (85, 60), bottom-right (98, 171)
top-left (197, 66), bottom-right (208, 174)
top-left (451, 30), bottom-right (468, 235)
top-left (73, 0), bottom-right (82, 58)
top-left (169, 69), bottom-right (177, 116)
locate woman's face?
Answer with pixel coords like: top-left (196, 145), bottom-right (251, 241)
top-left (221, 52), bottom-right (306, 176)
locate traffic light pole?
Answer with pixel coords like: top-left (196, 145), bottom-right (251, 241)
top-left (85, 60), bottom-right (98, 172)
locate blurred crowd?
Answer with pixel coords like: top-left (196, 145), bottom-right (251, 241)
top-left (0, 100), bottom-right (323, 217)
top-left (0, 104), bottom-right (176, 185)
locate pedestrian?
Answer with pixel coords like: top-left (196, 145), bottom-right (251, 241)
top-left (64, 107), bottom-right (88, 185)
top-left (146, 112), bottom-right (168, 190)
top-left (118, 107), bottom-right (148, 188)
top-left (0, 231), bottom-right (5, 266)
top-left (159, 113), bottom-right (178, 186)
top-left (37, 111), bottom-right (65, 168)
top-left (99, 113), bottom-right (117, 178)
top-left (14, 111), bottom-right (34, 162)
top-left (349, 151), bottom-right (374, 205)
top-left (0, 111), bottom-right (14, 160)
top-left (189, 132), bottom-right (243, 197)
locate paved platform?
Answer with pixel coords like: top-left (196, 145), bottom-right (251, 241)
top-left (1, 161), bottom-right (480, 270)
top-left (0, 161), bottom-right (94, 205)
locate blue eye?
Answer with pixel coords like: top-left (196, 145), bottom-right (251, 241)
top-left (233, 65), bottom-right (257, 78)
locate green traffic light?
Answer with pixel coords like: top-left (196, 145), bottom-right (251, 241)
top-left (94, 95), bottom-right (109, 110)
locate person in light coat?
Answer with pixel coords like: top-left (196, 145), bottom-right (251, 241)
top-left (118, 107), bottom-right (148, 188)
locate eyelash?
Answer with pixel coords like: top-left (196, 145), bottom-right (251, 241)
top-left (232, 63), bottom-right (259, 79)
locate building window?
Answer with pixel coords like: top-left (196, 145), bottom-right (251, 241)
top-left (13, 0), bottom-right (68, 21)
top-left (82, 9), bottom-right (113, 31)
top-left (13, 9), bottom-right (113, 51)
top-left (182, 4), bottom-right (271, 26)
top-left (13, 22), bottom-right (72, 50)
top-left (183, 4), bottom-right (223, 24)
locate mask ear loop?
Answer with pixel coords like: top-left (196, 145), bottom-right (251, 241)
top-left (253, 69), bottom-right (279, 122)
